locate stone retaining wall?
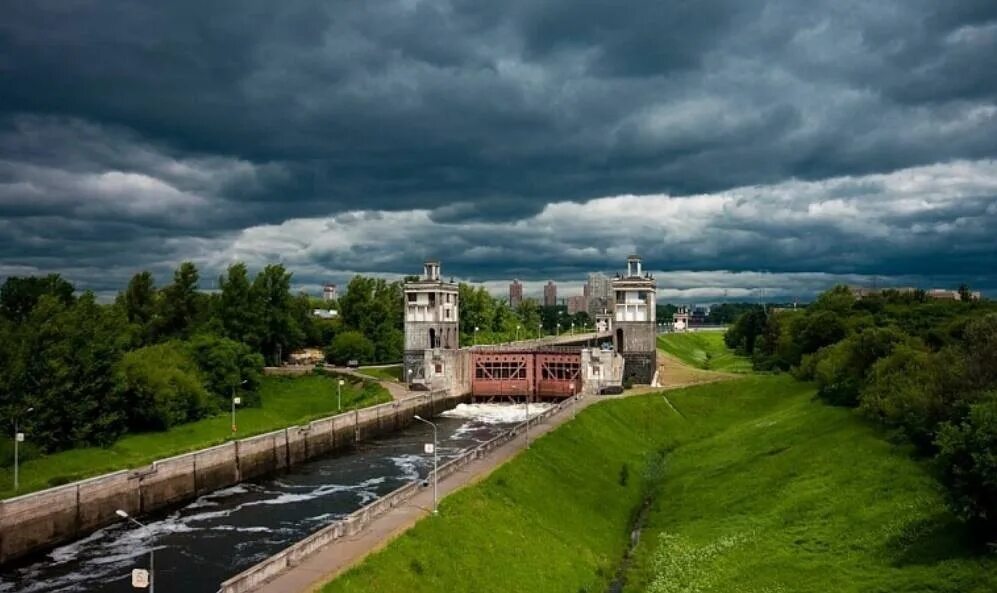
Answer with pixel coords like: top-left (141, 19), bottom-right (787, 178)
top-left (0, 391), bottom-right (460, 566)
top-left (218, 396), bottom-right (574, 593)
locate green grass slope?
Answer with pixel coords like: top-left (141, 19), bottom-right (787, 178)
top-left (357, 364), bottom-right (402, 382)
top-left (658, 331), bottom-right (752, 372)
top-left (0, 373), bottom-right (391, 498)
top-left (322, 375), bottom-right (996, 593)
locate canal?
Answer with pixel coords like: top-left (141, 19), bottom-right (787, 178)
top-left (0, 404), bottom-right (533, 593)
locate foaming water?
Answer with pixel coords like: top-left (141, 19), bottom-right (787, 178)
top-left (441, 402), bottom-right (554, 424)
top-left (0, 414), bottom-right (513, 593)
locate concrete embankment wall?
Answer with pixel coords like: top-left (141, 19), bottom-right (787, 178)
top-left (218, 397), bottom-right (574, 593)
top-left (0, 391), bottom-right (462, 566)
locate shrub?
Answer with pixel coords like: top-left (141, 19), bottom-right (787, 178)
top-left (116, 342), bottom-right (216, 430)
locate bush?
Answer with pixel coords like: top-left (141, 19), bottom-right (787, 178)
top-left (326, 330), bottom-right (376, 365)
top-left (935, 394), bottom-right (997, 539)
top-left (116, 342), bottom-right (216, 430)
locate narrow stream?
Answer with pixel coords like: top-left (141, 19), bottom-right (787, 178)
top-left (606, 496), bottom-right (654, 593)
top-left (0, 406), bottom-right (532, 593)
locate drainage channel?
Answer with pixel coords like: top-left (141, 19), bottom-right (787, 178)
top-left (0, 411), bottom-right (520, 593)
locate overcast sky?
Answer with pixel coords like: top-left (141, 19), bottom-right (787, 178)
top-left (2, 1), bottom-right (996, 302)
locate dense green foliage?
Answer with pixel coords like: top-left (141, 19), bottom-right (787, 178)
top-left (657, 332), bottom-right (752, 372)
top-left (726, 287), bottom-right (997, 539)
top-left (0, 373), bottom-right (390, 497)
top-left (323, 376), bottom-right (996, 593)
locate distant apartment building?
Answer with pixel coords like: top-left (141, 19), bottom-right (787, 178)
top-left (509, 279), bottom-right (524, 308)
top-left (585, 272), bottom-right (612, 315)
top-left (567, 295), bottom-right (587, 315)
top-left (322, 284), bottom-right (338, 302)
top-left (543, 280), bottom-right (558, 307)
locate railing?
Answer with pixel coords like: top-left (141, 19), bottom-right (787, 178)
top-left (217, 396), bottom-right (575, 593)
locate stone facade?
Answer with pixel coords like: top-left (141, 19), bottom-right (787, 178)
top-left (611, 255), bottom-right (657, 384)
top-left (403, 261), bottom-right (459, 389)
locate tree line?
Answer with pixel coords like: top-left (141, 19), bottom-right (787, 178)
top-left (725, 286), bottom-right (997, 540)
top-left (1, 265), bottom-right (598, 463)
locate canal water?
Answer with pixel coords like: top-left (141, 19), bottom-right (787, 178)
top-left (0, 404), bottom-right (538, 593)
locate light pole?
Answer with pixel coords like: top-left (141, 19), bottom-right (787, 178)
top-left (231, 379), bottom-right (247, 433)
top-left (571, 321), bottom-right (575, 335)
top-left (473, 326), bottom-right (479, 345)
top-left (537, 322), bottom-right (542, 339)
top-left (13, 406), bottom-right (33, 492)
top-left (413, 415), bottom-right (439, 514)
top-left (116, 509), bottom-right (154, 593)
top-left (337, 379), bottom-right (345, 411)
top-left (556, 322), bottom-right (560, 336)
top-left (516, 325), bottom-right (521, 341)
top-left (571, 383), bottom-right (577, 419)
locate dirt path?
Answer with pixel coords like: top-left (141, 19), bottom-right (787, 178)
top-left (251, 355), bottom-right (739, 593)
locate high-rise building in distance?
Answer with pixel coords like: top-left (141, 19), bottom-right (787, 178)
top-left (585, 272), bottom-right (611, 314)
top-left (509, 279), bottom-right (523, 308)
top-left (543, 280), bottom-right (557, 307)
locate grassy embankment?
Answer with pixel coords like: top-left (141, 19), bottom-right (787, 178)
top-left (658, 331), bottom-right (752, 373)
top-left (0, 373), bottom-right (391, 499)
top-left (322, 375), bottom-right (997, 593)
top-left (356, 364), bottom-right (402, 382)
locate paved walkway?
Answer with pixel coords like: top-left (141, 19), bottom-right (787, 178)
top-left (254, 396), bottom-right (596, 593)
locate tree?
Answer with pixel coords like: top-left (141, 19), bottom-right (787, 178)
top-left (16, 294), bottom-right (131, 450)
top-left (814, 326), bottom-right (907, 407)
top-left (326, 330), bottom-right (375, 365)
top-left (116, 342), bottom-right (214, 431)
top-left (158, 262), bottom-right (205, 339)
top-left (217, 263), bottom-right (262, 347)
top-left (252, 264), bottom-right (303, 364)
top-left (0, 274), bottom-right (75, 322)
top-left (185, 333), bottom-right (264, 407)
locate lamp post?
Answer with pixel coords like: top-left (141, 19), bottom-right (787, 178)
top-left (537, 322), bottom-right (542, 339)
top-left (231, 379), bottom-right (247, 433)
top-left (571, 321), bottom-right (575, 335)
top-left (413, 415), bottom-right (439, 514)
top-left (473, 326), bottom-right (479, 346)
top-left (337, 379), bottom-right (345, 411)
top-left (571, 383), bottom-right (577, 419)
top-left (13, 406), bottom-right (33, 492)
top-left (516, 325), bottom-right (521, 341)
top-left (116, 509), bottom-right (154, 593)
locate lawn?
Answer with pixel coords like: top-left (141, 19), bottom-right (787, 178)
top-left (322, 375), bottom-right (997, 593)
top-left (658, 331), bottom-right (752, 372)
top-left (0, 373), bottom-right (391, 499)
top-left (357, 364), bottom-right (402, 382)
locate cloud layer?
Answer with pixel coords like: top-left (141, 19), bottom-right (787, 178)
top-left (1, 1), bottom-right (996, 300)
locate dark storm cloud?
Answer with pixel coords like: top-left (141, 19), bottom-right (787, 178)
top-left (1, 0), bottom-right (996, 297)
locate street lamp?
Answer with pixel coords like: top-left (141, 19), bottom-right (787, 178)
top-left (537, 322), bottom-right (542, 339)
top-left (13, 406), bottom-right (33, 492)
top-left (116, 509), bottom-right (154, 593)
top-left (556, 322), bottom-right (560, 336)
top-left (231, 379), bottom-right (247, 433)
top-left (337, 379), bottom-right (345, 411)
top-left (571, 383), bottom-right (577, 419)
top-left (571, 321), bottom-right (575, 335)
top-left (473, 326), bottom-right (480, 345)
top-left (516, 325), bottom-right (521, 341)
top-left (412, 415), bottom-right (439, 515)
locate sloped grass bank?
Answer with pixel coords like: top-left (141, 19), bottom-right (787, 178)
top-left (658, 331), bottom-right (752, 373)
top-left (323, 377), bottom-right (809, 593)
top-left (0, 373), bottom-right (390, 498)
top-left (623, 381), bottom-right (997, 593)
top-left (323, 375), bottom-right (997, 593)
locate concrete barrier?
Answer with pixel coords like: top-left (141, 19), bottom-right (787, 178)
top-left (0, 390), bottom-right (466, 567)
top-left (217, 395), bottom-right (577, 593)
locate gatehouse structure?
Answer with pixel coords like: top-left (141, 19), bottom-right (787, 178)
top-left (403, 257), bottom-right (657, 399)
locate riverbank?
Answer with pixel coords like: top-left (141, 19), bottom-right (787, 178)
top-left (0, 373), bottom-right (390, 499)
top-left (319, 374), bottom-right (997, 593)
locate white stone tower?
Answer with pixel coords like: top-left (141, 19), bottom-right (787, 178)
top-left (611, 255), bottom-right (657, 383)
top-left (403, 260), bottom-right (459, 389)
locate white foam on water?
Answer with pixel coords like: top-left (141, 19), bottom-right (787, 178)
top-left (388, 454), bottom-right (426, 481)
top-left (441, 402), bottom-right (554, 424)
